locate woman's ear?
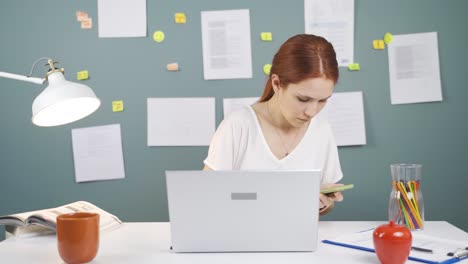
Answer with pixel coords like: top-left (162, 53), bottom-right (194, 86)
top-left (271, 74), bottom-right (280, 93)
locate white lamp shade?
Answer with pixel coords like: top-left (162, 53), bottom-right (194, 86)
top-left (31, 71), bottom-right (101, 127)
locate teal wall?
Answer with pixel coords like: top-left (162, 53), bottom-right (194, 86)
top-left (1, 0), bottom-right (467, 241)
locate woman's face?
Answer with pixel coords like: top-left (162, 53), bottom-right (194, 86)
top-left (275, 76), bottom-right (334, 128)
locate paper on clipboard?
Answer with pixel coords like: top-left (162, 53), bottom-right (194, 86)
top-left (322, 228), bottom-right (467, 263)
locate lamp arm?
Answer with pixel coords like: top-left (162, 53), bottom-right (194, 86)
top-left (28, 57), bottom-right (52, 77)
top-left (0, 57), bottom-right (62, 85)
top-left (0, 71), bottom-right (45, 85)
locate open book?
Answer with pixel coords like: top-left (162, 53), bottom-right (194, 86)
top-left (0, 201), bottom-right (123, 238)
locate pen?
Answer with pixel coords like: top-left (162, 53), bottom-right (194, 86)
top-left (447, 247), bottom-right (468, 258)
top-left (411, 246), bottom-right (433, 253)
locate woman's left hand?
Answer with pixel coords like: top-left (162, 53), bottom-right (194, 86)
top-left (319, 183), bottom-right (344, 215)
top-left (321, 183), bottom-right (344, 202)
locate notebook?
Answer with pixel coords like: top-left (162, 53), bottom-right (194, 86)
top-left (165, 170), bottom-right (321, 253)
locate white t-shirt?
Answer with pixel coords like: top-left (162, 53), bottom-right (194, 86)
top-left (204, 106), bottom-right (343, 184)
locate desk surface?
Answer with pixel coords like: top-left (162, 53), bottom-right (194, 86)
top-left (0, 221), bottom-right (466, 263)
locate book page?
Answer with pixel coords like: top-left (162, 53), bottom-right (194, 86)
top-left (5, 225), bottom-right (54, 238)
top-left (2, 208), bottom-right (49, 225)
top-left (32, 201), bottom-right (122, 232)
top-left (1, 201), bottom-right (122, 233)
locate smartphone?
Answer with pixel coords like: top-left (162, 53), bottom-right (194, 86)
top-left (320, 184), bottom-right (354, 194)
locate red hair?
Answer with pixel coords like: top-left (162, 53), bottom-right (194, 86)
top-left (259, 34), bottom-right (339, 102)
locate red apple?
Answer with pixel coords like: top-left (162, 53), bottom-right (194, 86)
top-left (373, 221), bottom-right (412, 264)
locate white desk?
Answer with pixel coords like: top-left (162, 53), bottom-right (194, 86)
top-left (0, 221), bottom-right (466, 263)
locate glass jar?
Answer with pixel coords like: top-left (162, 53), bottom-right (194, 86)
top-left (388, 164), bottom-right (424, 230)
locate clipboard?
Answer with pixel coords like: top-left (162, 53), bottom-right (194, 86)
top-left (322, 228), bottom-right (468, 264)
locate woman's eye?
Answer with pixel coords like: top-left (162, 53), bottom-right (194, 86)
top-left (319, 99), bottom-right (328, 103)
top-left (298, 97), bottom-right (309, 102)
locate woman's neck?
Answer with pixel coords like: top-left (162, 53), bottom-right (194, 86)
top-left (266, 97), bottom-right (296, 132)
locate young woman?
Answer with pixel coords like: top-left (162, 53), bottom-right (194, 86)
top-left (204, 34), bottom-right (344, 215)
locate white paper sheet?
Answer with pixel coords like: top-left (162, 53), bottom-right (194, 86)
top-left (71, 124), bottom-right (126, 183)
top-left (201, 9), bottom-right (253, 80)
top-left (319, 91), bottom-right (366, 146)
top-left (97, 0), bottom-right (147, 38)
top-left (222, 97), bottom-right (259, 119)
top-left (326, 228), bottom-right (467, 263)
top-left (388, 32), bottom-right (442, 104)
top-left (147, 98), bottom-right (216, 146)
top-left (304, 0), bottom-right (354, 67)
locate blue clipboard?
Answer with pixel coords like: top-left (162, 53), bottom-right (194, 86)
top-left (322, 239), bottom-right (468, 264)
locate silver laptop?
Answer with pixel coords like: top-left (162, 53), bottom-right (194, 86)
top-left (165, 170), bottom-right (321, 253)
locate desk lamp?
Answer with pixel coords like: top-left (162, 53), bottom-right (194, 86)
top-left (0, 57), bottom-right (101, 127)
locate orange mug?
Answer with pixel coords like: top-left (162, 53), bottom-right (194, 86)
top-left (56, 212), bottom-right (100, 264)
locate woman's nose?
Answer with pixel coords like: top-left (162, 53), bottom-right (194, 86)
top-left (305, 102), bottom-right (319, 117)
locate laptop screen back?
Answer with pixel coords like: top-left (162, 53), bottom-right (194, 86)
top-left (165, 170), bottom-right (321, 252)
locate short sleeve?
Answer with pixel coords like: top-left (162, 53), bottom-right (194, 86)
top-left (204, 119), bottom-right (235, 170)
top-left (321, 123), bottom-right (343, 184)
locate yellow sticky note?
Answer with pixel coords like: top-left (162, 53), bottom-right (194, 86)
top-left (384, 32), bottom-right (393, 44)
top-left (260, 32), bottom-right (273, 41)
top-left (348, 63), bottom-right (360, 71)
top-left (263, 64), bottom-right (272, 75)
top-left (112, 101), bottom-right (124, 112)
top-left (153, 31), bottom-right (165, 43)
top-left (373, 40), bottom-right (385, 50)
top-left (175, 13), bottom-right (186, 24)
top-left (77, 70), bottom-right (89, 80)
